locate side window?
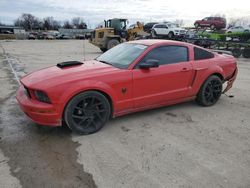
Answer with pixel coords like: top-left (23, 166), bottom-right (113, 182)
top-left (154, 25), bottom-right (162, 28)
top-left (154, 24), bottom-right (167, 29)
top-left (194, 47), bottom-right (214, 60)
top-left (140, 46), bottom-right (189, 66)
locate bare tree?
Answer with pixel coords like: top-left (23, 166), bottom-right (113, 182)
top-left (212, 13), bottom-right (226, 18)
top-left (63, 20), bottom-right (73, 29)
top-left (79, 20), bottom-right (87, 29)
top-left (174, 19), bottom-right (184, 27)
top-left (71, 17), bottom-right (87, 29)
top-left (14, 13), bottom-right (40, 30)
top-left (43, 17), bottom-right (61, 30)
top-left (228, 16), bottom-right (250, 27)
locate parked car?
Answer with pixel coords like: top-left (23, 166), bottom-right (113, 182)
top-left (16, 40), bottom-right (237, 135)
top-left (56, 34), bottom-right (71, 39)
top-left (151, 22), bottom-right (186, 38)
top-left (27, 33), bottom-right (36, 40)
top-left (143, 22), bottom-right (159, 33)
top-left (75, 34), bottom-right (85, 39)
top-left (226, 26), bottom-right (250, 33)
top-left (45, 34), bottom-right (54, 40)
top-left (194, 17), bottom-right (226, 30)
top-left (3, 30), bottom-right (13, 34)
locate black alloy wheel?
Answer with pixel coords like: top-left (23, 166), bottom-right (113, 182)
top-left (64, 91), bottom-right (111, 134)
top-left (196, 75), bottom-right (223, 106)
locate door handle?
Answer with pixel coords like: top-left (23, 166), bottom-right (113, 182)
top-left (181, 67), bottom-right (189, 72)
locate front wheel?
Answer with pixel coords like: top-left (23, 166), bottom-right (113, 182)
top-left (196, 75), bottom-right (222, 106)
top-left (151, 30), bottom-right (158, 38)
top-left (107, 39), bottom-right (120, 50)
top-left (64, 91), bottom-right (111, 134)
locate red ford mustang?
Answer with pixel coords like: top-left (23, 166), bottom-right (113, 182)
top-left (16, 40), bottom-right (237, 134)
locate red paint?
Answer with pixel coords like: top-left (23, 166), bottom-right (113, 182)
top-left (16, 40), bottom-right (237, 126)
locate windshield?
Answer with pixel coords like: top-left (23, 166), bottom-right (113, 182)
top-left (96, 43), bottom-right (148, 69)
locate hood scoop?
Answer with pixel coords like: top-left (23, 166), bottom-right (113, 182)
top-left (57, 61), bottom-right (83, 68)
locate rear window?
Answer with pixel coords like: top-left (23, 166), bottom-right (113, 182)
top-left (194, 47), bottom-right (214, 60)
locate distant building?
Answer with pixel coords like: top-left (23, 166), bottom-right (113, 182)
top-left (58, 28), bottom-right (93, 38)
top-left (0, 26), bottom-right (26, 39)
top-left (0, 26), bottom-right (25, 34)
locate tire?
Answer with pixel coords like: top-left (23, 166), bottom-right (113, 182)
top-left (107, 39), bottom-right (120, 50)
top-left (232, 48), bottom-right (242, 58)
top-left (168, 32), bottom-right (174, 39)
top-left (64, 91), bottom-right (111, 135)
top-left (196, 75), bottom-right (223, 106)
top-left (151, 30), bottom-right (158, 38)
top-left (242, 48), bottom-right (250, 58)
top-left (194, 23), bottom-right (199, 28)
top-left (210, 24), bottom-right (216, 30)
top-left (100, 48), bottom-right (107, 52)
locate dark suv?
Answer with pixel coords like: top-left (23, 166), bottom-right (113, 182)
top-left (143, 22), bottom-right (159, 33)
top-left (194, 17), bottom-right (226, 30)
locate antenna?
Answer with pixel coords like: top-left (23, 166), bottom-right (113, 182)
top-left (83, 38), bottom-right (86, 61)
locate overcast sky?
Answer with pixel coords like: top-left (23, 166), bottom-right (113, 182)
top-left (0, 0), bottom-right (250, 28)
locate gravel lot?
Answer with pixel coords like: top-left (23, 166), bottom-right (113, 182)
top-left (0, 40), bottom-right (250, 188)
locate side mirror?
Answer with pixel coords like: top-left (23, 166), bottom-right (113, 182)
top-left (139, 59), bottom-right (159, 69)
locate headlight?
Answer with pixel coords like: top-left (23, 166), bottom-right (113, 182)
top-left (175, 30), bottom-right (180, 32)
top-left (23, 86), bottom-right (31, 98)
top-left (34, 90), bottom-right (51, 103)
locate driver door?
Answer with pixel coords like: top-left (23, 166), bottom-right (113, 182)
top-left (132, 45), bottom-right (193, 109)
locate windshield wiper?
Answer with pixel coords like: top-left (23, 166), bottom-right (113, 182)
top-left (97, 60), bottom-right (113, 66)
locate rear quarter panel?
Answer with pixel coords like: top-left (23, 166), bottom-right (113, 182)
top-left (190, 52), bottom-right (236, 96)
top-left (214, 54), bottom-right (237, 79)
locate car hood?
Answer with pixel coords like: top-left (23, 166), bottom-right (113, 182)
top-left (21, 60), bottom-right (119, 88)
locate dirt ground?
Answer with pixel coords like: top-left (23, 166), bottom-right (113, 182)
top-left (0, 40), bottom-right (250, 188)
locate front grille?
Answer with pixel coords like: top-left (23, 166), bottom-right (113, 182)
top-left (98, 32), bottom-right (104, 38)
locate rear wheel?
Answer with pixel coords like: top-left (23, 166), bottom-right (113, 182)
top-left (64, 91), bottom-right (111, 134)
top-left (232, 48), bottom-right (242, 58)
top-left (196, 75), bottom-right (222, 106)
top-left (242, 48), bottom-right (250, 58)
top-left (195, 23), bottom-right (199, 28)
top-left (168, 31), bottom-right (174, 39)
top-left (210, 24), bottom-right (216, 30)
top-left (107, 39), bottom-right (120, 50)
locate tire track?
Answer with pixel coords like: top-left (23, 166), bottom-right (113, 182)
top-left (0, 43), bottom-right (97, 188)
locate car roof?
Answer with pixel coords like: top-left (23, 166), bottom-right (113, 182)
top-left (128, 39), bottom-right (194, 47)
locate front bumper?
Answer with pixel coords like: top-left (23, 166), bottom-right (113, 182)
top-left (16, 85), bottom-right (61, 126)
top-left (222, 67), bottom-right (238, 94)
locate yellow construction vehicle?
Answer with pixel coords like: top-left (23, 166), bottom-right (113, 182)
top-left (127, 21), bottom-right (149, 41)
top-left (89, 18), bottom-right (128, 52)
top-left (89, 18), bottom-right (149, 52)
